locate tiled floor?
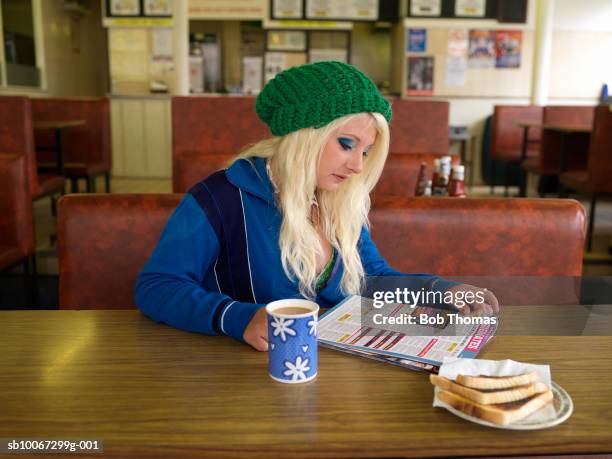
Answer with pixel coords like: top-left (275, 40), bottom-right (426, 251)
top-left (5, 176), bottom-right (612, 304)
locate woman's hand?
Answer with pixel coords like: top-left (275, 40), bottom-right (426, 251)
top-left (243, 307), bottom-right (269, 351)
top-left (446, 284), bottom-right (499, 316)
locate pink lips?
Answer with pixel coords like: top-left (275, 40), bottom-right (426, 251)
top-left (332, 174), bottom-right (348, 182)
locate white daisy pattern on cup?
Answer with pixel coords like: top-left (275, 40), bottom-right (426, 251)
top-left (283, 356), bottom-right (311, 381)
top-left (307, 318), bottom-right (317, 336)
top-left (271, 316), bottom-right (296, 342)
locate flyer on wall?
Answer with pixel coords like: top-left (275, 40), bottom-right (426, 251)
top-left (495, 30), bottom-right (523, 68)
top-left (468, 29), bottom-right (495, 68)
top-left (407, 29), bottom-right (427, 53)
top-left (406, 56), bottom-right (434, 95)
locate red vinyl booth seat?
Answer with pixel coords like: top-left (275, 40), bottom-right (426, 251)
top-left (389, 99), bottom-right (449, 154)
top-left (491, 105), bottom-right (542, 162)
top-left (0, 96), bottom-right (65, 200)
top-left (58, 194), bottom-right (182, 309)
top-left (369, 197), bottom-right (585, 277)
top-left (0, 154), bottom-right (34, 270)
top-left (369, 197), bottom-right (586, 305)
top-left (172, 96), bottom-right (268, 192)
top-left (523, 105), bottom-right (594, 176)
top-left (174, 152), bottom-right (235, 193)
top-left (31, 97), bottom-right (111, 192)
top-left (373, 153), bottom-right (460, 202)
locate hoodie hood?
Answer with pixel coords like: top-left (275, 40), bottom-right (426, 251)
top-left (225, 157), bottom-right (275, 204)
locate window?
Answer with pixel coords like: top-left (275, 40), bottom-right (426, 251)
top-left (1, 0), bottom-right (40, 87)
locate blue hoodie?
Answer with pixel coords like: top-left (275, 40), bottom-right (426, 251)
top-left (136, 157), bottom-right (454, 344)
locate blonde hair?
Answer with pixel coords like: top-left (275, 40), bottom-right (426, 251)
top-left (233, 112), bottom-right (390, 298)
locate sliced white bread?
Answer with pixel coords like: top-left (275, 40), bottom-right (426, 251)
top-left (455, 371), bottom-right (540, 390)
top-left (430, 374), bottom-right (549, 405)
top-left (437, 389), bottom-right (554, 425)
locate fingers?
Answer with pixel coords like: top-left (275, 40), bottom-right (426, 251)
top-left (252, 335), bottom-right (269, 352)
top-left (452, 285), bottom-right (500, 317)
top-left (245, 332), bottom-right (268, 351)
top-left (486, 290), bottom-right (500, 313)
top-left (467, 301), bottom-right (494, 317)
top-left (243, 306), bottom-right (270, 351)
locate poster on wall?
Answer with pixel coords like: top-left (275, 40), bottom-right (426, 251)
top-left (455, 0), bottom-right (485, 17)
top-left (445, 56), bottom-right (466, 86)
top-left (495, 30), bottom-right (522, 68)
top-left (407, 29), bottom-right (427, 53)
top-left (243, 56), bottom-right (263, 95)
top-left (410, 0), bottom-right (441, 17)
top-left (152, 28), bottom-right (173, 58)
top-left (406, 56), bottom-right (434, 96)
top-left (447, 29), bottom-right (468, 57)
top-left (109, 0), bottom-right (140, 16)
top-left (265, 52), bottom-right (287, 83)
top-left (468, 30), bottom-right (495, 68)
top-left (144, 0), bottom-right (173, 16)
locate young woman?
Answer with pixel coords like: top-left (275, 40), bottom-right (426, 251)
top-left (136, 61), bottom-right (498, 351)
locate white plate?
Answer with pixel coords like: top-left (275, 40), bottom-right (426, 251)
top-left (435, 381), bottom-right (573, 430)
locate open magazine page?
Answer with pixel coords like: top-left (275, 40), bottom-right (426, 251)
top-left (318, 343), bottom-right (440, 373)
top-left (318, 295), bottom-right (497, 370)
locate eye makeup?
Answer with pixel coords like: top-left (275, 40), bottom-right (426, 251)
top-left (338, 137), bottom-right (356, 151)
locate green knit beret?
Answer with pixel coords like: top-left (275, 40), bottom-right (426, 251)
top-left (256, 61), bottom-right (392, 137)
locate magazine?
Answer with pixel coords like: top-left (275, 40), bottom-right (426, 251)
top-left (318, 295), bottom-right (497, 373)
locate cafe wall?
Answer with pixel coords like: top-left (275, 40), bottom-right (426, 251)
top-left (40, 0), bottom-right (108, 97)
top-left (547, 0), bottom-right (612, 102)
top-left (351, 22), bottom-right (391, 89)
top-left (407, 0), bottom-right (612, 185)
top-left (0, 0), bottom-right (108, 97)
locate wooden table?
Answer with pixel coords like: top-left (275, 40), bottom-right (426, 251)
top-left (33, 120), bottom-right (85, 176)
top-left (1, 309), bottom-right (611, 458)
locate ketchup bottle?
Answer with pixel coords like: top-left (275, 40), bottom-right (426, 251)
top-left (448, 164), bottom-right (466, 198)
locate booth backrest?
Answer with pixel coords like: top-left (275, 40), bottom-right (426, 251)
top-left (0, 96), bottom-right (39, 198)
top-left (490, 105), bottom-right (542, 161)
top-left (172, 96), bottom-right (268, 175)
top-left (174, 152), bottom-right (235, 193)
top-left (538, 105), bottom-right (594, 174)
top-left (389, 99), bottom-right (449, 154)
top-left (369, 197), bottom-right (585, 277)
top-left (543, 105), bottom-right (594, 126)
top-left (0, 154), bottom-right (33, 269)
top-left (586, 105), bottom-right (612, 193)
top-left (31, 97), bottom-right (111, 169)
top-left (373, 153), bottom-right (459, 201)
top-left (58, 194), bottom-right (182, 309)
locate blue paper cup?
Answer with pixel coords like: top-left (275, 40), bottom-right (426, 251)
top-left (266, 299), bottom-right (319, 384)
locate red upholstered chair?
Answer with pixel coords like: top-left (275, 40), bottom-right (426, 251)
top-left (58, 194), bottom-right (182, 309)
top-left (389, 99), bottom-right (449, 154)
top-left (174, 152), bottom-right (235, 193)
top-left (31, 97), bottom-right (112, 193)
top-left (522, 106), bottom-right (594, 196)
top-left (171, 96), bottom-right (268, 192)
top-left (0, 96), bottom-right (65, 210)
top-left (560, 105), bottom-right (612, 251)
top-left (489, 105), bottom-right (542, 195)
top-left (372, 153), bottom-right (459, 203)
top-left (0, 154), bottom-right (37, 306)
top-left (369, 197), bottom-right (586, 304)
